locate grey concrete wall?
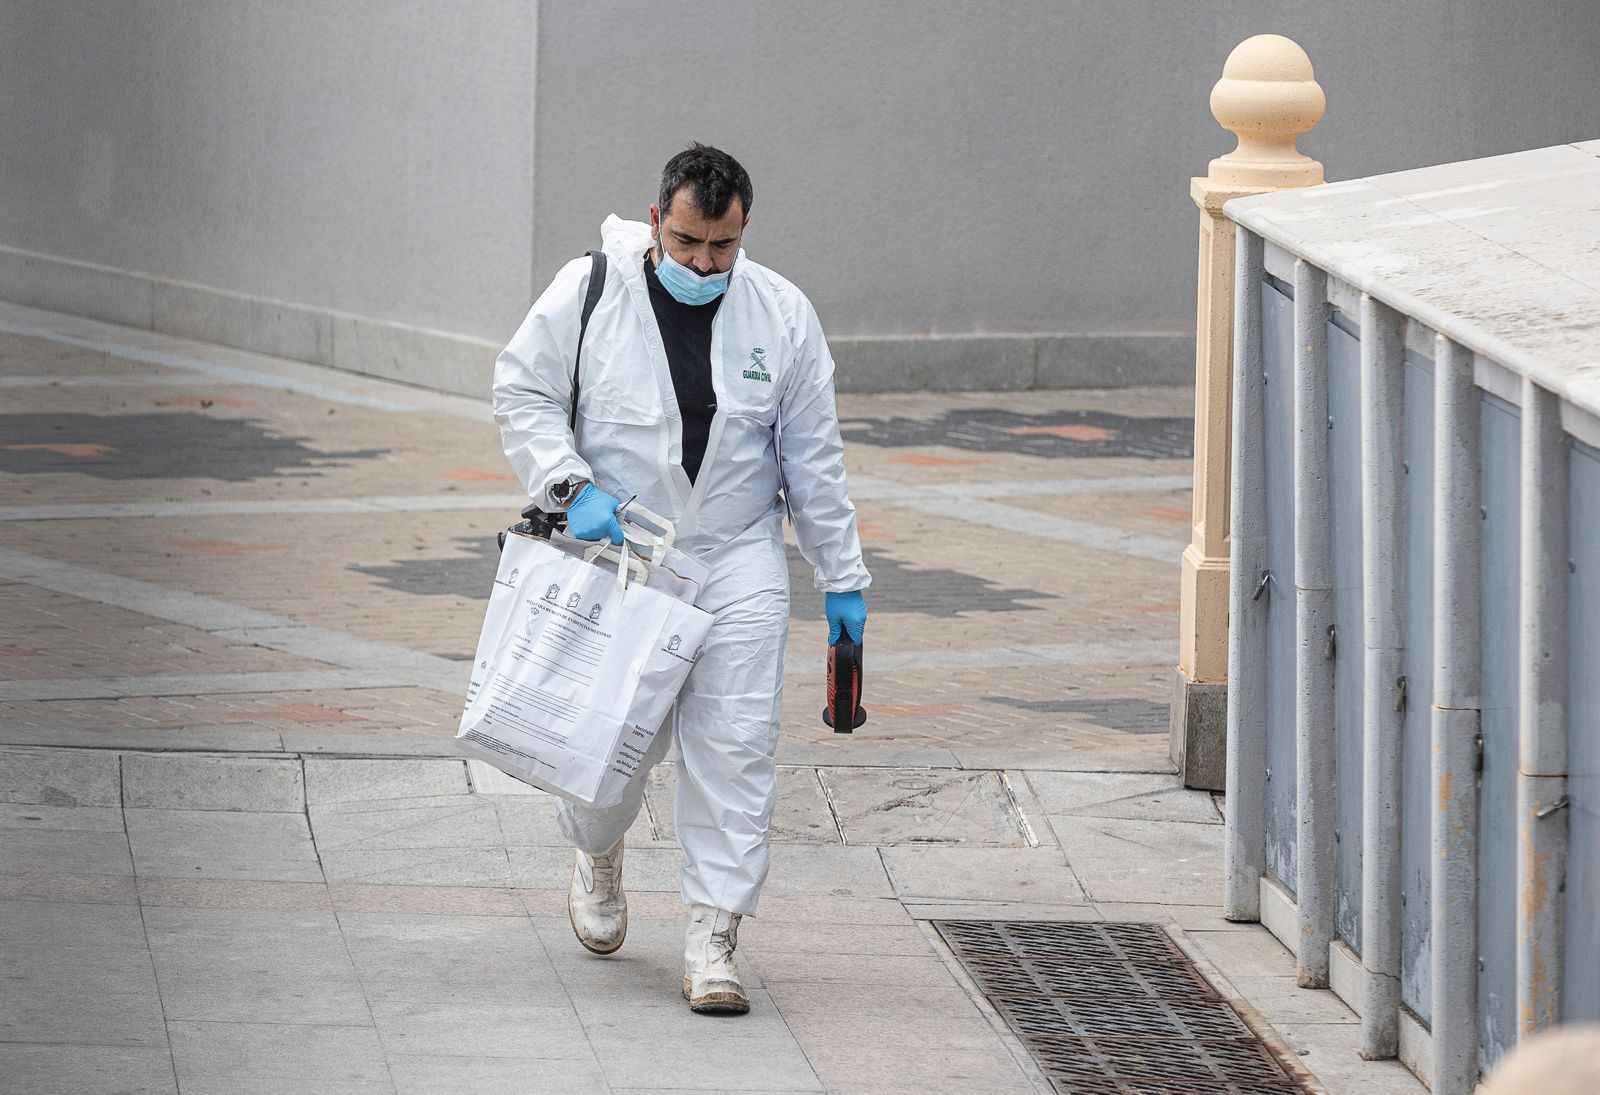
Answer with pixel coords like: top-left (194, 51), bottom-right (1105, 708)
top-left (534, 0), bottom-right (1600, 390)
top-left (0, 1), bottom-right (535, 389)
top-left (2, 1), bottom-right (1598, 394)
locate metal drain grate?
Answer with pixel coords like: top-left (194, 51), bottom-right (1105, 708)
top-left (935, 921), bottom-right (1308, 1094)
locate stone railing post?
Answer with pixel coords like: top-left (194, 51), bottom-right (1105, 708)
top-left (1172, 34), bottom-right (1325, 789)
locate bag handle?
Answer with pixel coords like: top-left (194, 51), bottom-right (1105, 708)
top-left (583, 539), bottom-right (649, 590)
top-left (570, 502), bottom-right (671, 588)
top-left (616, 498), bottom-right (675, 558)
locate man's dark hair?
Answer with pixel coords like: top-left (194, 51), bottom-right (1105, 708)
top-left (659, 143), bottom-right (753, 220)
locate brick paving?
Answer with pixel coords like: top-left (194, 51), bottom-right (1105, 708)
top-left (0, 316), bottom-right (1195, 761)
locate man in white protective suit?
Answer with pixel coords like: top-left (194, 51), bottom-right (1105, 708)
top-left (492, 144), bottom-right (871, 1015)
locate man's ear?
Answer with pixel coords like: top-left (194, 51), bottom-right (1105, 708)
top-left (649, 203), bottom-right (661, 236)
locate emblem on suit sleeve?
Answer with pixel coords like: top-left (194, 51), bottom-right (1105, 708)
top-left (743, 347), bottom-right (771, 383)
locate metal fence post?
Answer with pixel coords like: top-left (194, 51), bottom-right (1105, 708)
top-left (1432, 336), bottom-right (1482, 1094)
top-left (1175, 34), bottom-right (1324, 791)
top-left (1358, 295), bottom-right (1407, 1055)
top-left (1292, 260), bottom-right (1336, 987)
top-left (1516, 378), bottom-right (1569, 1038)
top-left (1224, 228), bottom-right (1268, 921)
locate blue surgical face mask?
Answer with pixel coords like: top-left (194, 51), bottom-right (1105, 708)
top-left (654, 236), bottom-right (732, 306)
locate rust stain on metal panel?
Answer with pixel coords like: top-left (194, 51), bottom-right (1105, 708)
top-left (1520, 824), bottom-right (1552, 1035)
top-left (1521, 832), bottom-right (1549, 921)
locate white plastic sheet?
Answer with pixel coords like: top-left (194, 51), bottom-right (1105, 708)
top-left (457, 531), bottom-right (713, 807)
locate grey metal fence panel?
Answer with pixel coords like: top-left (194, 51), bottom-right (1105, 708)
top-left (1476, 393), bottom-right (1522, 1071)
top-left (1223, 147), bottom-right (1600, 1091)
top-left (1328, 313), bottom-right (1366, 951)
top-left (1400, 349), bottom-right (1436, 1024)
top-left (1565, 439), bottom-right (1600, 1022)
top-left (1263, 279), bottom-right (1299, 892)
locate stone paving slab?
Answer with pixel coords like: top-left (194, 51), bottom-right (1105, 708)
top-left (126, 808), bottom-right (323, 882)
top-left (0, 871), bottom-right (139, 905)
top-left (761, 844), bottom-right (897, 900)
top-left (142, 906), bottom-right (372, 1026)
top-left (388, 1056), bottom-right (610, 1095)
top-left (1051, 813), bottom-right (1228, 906)
top-left (0, 720), bottom-right (291, 752)
top-left (304, 757), bottom-right (469, 803)
top-left (743, 920), bottom-right (939, 959)
top-left (0, 800), bottom-right (124, 832)
top-left (122, 753), bottom-right (305, 812)
top-left (768, 1006), bottom-right (1039, 1095)
top-left (0, 582), bottom-right (322, 682)
top-left (819, 767), bottom-right (1030, 846)
top-left (321, 845), bottom-right (516, 889)
top-left (0, 826), bottom-right (134, 876)
top-left (0, 899), bottom-right (168, 1047)
top-left (0, 747), bottom-right (122, 805)
top-left (366, 997), bottom-right (591, 1061)
top-left (335, 911), bottom-right (557, 1008)
top-left (167, 1020), bottom-right (391, 1095)
top-left (880, 845), bottom-right (1089, 905)
top-left (309, 796), bottom-right (505, 852)
top-left (138, 877), bottom-right (333, 913)
top-left (330, 883), bottom-right (527, 918)
top-left (0, 668), bottom-right (408, 702)
top-left (0, 688), bottom-right (462, 750)
top-left (0, 1043), bottom-right (178, 1095)
top-left (1025, 769), bottom-right (1222, 824)
top-left (578, 993), bottom-right (824, 1092)
top-left (0, 309), bottom-right (1424, 1093)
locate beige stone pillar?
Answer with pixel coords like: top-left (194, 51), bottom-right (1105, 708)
top-left (1172, 35), bottom-right (1326, 789)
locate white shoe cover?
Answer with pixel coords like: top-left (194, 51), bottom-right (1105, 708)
top-left (568, 839), bottom-right (626, 955)
top-left (682, 903), bottom-right (750, 1015)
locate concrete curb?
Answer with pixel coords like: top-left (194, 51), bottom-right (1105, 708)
top-left (0, 243), bottom-right (1192, 395)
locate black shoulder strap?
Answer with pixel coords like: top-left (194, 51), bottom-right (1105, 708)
top-left (570, 250), bottom-right (608, 430)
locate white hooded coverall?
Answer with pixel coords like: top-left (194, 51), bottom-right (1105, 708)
top-left (493, 216), bottom-right (870, 915)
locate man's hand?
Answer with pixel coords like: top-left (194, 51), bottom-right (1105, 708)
top-left (825, 590), bottom-right (867, 645)
top-left (567, 483), bottom-right (625, 545)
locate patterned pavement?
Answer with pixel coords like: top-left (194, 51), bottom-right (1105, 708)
top-left (0, 304), bottom-right (1195, 772)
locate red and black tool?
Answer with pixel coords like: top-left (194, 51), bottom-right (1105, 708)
top-left (823, 624), bottom-right (867, 733)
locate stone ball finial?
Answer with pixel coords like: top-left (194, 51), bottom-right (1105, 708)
top-left (1207, 34), bottom-right (1326, 189)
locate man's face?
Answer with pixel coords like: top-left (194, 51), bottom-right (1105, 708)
top-left (651, 187), bottom-right (748, 275)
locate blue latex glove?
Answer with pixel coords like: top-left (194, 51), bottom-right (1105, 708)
top-left (825, 590), bottom-right (868, 645)
top-left (566, 483), bottom-right (624, 545)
